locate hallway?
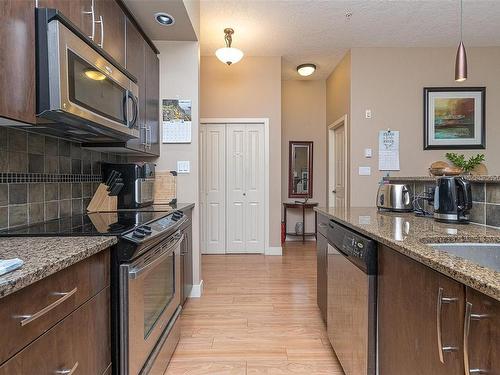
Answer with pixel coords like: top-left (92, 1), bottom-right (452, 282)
top-left (166, 241), bottom-right (344, 374)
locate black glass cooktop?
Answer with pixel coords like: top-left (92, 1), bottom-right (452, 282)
top-left (0, 211), bottom-right (172, 237)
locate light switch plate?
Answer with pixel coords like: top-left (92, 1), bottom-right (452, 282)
top-left (359, 166), bottom-right (371, 176)
top-left (177, 160), bottom-right (190, 174)
top-left (364, 148), bottom-right (373, 158)
top-left (365, 109), bottom-right (372, 119)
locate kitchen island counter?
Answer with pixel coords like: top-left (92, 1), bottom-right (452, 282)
top-left (315, 206), bottom-right (500, 301)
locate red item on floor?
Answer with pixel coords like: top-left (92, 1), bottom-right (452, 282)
top-left (281, 222), bottom-right (286, 244)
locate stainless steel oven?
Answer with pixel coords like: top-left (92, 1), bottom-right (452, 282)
top-left (37, 9), bottom-right (139, 141)
top-left (120, 230), bottom-right (183, 374)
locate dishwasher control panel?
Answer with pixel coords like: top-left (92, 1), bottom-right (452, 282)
top-left (329, 220), bottom-right (377, 274)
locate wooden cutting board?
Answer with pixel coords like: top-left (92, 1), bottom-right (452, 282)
top-left (154, 171), bottom-right (177, 204)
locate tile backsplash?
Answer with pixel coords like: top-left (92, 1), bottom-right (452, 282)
top-left (390, 178), bottom-right (500, 228)
top-left (0, 127), bottom-right (125, 229)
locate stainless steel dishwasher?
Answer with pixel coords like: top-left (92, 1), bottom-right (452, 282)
top-left (327, 219), bottom-right (377, 375)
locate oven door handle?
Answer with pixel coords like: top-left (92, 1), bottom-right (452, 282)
top-left (128, 232), bottom-right (184, 279)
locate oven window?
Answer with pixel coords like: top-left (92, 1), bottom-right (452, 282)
top-left (143, 252), bottom-right (175, 338)
top-left (67, 50), bottom-right (127, 125)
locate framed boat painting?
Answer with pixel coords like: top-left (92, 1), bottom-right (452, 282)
top-left (423, 87), bottom-right (485, 150)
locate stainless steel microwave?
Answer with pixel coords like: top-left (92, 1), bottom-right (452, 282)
top-left (36, 9), bottom-right (139, 142)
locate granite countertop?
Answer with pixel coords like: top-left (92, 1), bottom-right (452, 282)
top-left (384, 175), bottom-right (500, 183)
top-left (314, 206), bottom-right (500, 301)
top-left (0, 237), bottom-right (117, 299)
top-left (0, 204), bottom-right (195, 299)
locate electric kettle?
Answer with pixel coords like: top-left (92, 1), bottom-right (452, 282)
top-left (434, 176), bottom-right (472, 223)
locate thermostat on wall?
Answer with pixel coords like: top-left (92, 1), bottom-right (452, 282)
top-left (177, 161), bottom-right (190, 174)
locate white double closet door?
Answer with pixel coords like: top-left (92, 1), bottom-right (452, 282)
top-left (201, 123), bottom-right (265, 254)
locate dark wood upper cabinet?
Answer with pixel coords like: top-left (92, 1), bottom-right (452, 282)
top-left (465, 287), bottom-right (500, 374)
top-left (125, 18), bottom-right (146, 152)
top-left (38, 0), bottom-right (94, 38)
top-left (94, 0), bottom-right (126, 66)
top-left (378, 245), bottom-right (465, 375)
top-left (0, 0), bottom-right (36, 124)
top-left (145, 44), bottom-right (160, 156)
top-left (0, 0), bottom-right (159, 151)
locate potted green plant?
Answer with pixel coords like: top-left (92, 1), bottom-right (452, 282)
top-left (445, 153), bottom-right (486, 175)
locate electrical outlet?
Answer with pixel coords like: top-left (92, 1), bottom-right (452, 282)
top-left (177, 161), bottom-right (190, 174)
top-left (358, 166), bottom-right (371, 176)
top-left (365, 109), bottom-right (372, 119)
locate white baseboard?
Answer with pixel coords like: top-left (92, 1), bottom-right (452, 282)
top-left (189, 280), bottom-right (204, 298)
top-left (265, 246), bottom-right (282, 256)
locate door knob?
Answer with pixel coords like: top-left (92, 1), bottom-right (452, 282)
top-left (332, 190), bottom-right (336, 193)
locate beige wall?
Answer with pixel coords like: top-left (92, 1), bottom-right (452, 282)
top-left (154, 41), bottom-right (202, 285)
top-left (326, 52), bottom-right (351, 207)
top-left (200, 56), bottom-right (282, 248)
top-left (281, 80), bottom-right (326, 233)
top-left (326, 51), bottom-right (351, 126)
top-left (349, 47), bottom-right (500, 206)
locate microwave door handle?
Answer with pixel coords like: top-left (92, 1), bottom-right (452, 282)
top-left (123, 91), bottom-right (138, 129)
top-left (129, 92), bottom-right (138, 128)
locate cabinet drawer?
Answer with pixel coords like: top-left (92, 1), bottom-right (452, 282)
top-left (0, 286), bottom-right (111, 375)
top-left (0, 249), bottom-right (109, 364)
top-left (317, 213), bottom-right (329, 237)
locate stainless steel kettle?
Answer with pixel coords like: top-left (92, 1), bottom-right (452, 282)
top-left (434, 176), bottom-right (472, 223)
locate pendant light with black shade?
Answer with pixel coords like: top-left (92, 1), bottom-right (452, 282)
top-left (455, 0), bottom-right (467, 82)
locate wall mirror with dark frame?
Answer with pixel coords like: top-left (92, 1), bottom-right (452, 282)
top-left (288, 141), bottom-right (313, 198)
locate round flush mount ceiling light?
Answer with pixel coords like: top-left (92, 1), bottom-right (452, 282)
top-left (297, 64), bottom-right (316, 77)
top-left (215, 28), bottom-right (244, 65)
top-left (155, 12), bottom-right (175, 26)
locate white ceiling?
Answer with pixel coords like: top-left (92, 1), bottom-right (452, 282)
top-left (123, 0), bottom-right (198, 42)
top-left (200, 0), bottom-right (500, 80)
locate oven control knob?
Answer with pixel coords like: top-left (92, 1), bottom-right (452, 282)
top-left (138, 227), bottom-right (152, 235)
top-left (132, 230), bottom-right (146, 239)
top-left (172, 211), bottom-right (183, 220)
top-left (142, 225), bottom-right (152, 231)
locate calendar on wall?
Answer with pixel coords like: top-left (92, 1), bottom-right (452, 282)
top-left (162, 99), bottom-right (192, 143)
top-left (378, 130), bottom-right (400, 171)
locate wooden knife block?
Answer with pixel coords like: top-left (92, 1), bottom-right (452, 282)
top-left (87, 183), bottom-right (117, 212)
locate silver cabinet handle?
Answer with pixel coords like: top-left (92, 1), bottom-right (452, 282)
top-left (436, 287), bottom-right (459, 363)
top-left (83, 0), bottom-right (95, 40)
top-left (56, 362), bottom-right (79, 375)
top-left (146, 125), bottom-right (152, 149)
top-left (141, 125), bottom-right (147, 147)
top-left (95, 15), bottom-right (104, 47)
top-left (464, 302), bottom-right (489, 374)
top-left (318, 223), bottom-right (328, 228)
top-left (19, 287), bottom-right (78, 326)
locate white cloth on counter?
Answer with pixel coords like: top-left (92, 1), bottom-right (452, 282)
top-left (0, 258), bottom-right (23, 276)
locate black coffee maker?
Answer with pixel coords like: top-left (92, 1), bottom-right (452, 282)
top-left (434, 176), bottom-right (472, 223)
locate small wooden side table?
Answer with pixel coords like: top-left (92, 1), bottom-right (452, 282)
top-left (283, 202), bottom-right (319, 242)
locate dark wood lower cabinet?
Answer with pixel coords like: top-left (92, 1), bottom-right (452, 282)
top-left (316, 232), bottom-right (327, 323)
top-left (378, 245), bottom-right (465, 375)
top-left (0, 287), bottom-right (111, 374)
top-left (465, 287), bottom-right (500, 374)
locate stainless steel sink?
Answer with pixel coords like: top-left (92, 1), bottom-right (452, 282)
top-left (428, 243), bottom-right (500, 272)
